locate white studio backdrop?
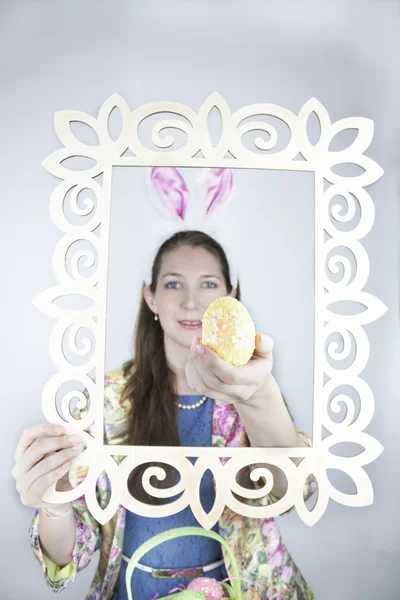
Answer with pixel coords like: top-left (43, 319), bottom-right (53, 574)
top-left (2, 2), bottom-right (399, 599)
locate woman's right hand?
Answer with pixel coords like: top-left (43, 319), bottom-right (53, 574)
top-left (12, 423), bottom-right (84, 514)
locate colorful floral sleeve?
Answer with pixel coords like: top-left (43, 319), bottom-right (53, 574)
top-left (29, 495), bottom-right (102, 592)
top-left (28, 391), bottom-right (103, 592)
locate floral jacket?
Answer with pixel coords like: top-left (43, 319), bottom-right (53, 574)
top-left (29, 368), bottom-right (316, 600)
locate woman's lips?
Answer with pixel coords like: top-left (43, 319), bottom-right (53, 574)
top-left (178, 320), bottom-right (202, 330)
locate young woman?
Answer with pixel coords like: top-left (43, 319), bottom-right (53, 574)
top-left (13, 206), bottom-right (316, 599)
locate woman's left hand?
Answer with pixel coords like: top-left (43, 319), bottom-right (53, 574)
top-left (185, 333), bottom-right (274, 404)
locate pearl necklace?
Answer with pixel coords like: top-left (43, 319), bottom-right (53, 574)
top-left (176, 395), bottom-right (207, 410)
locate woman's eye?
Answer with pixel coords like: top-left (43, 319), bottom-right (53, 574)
top-left (166, 282), bottom-right (181, 289)
top-left (203, 282), bottom-right (217, 289)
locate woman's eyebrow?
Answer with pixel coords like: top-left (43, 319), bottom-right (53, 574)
top-left (161, 272), bottom-right (221, 280)
top-left (201, 274), bottom-right (222, 280)
top-left (162, 272), bottom-right (184, 278)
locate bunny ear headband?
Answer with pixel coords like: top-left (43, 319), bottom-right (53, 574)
top-left (142, 167), bottom-right (239, 287)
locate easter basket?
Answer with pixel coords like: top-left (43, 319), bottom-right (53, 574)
top-left (124, 526), bottom-right (243, 600)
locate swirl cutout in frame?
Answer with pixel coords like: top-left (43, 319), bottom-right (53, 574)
top-left (53, 234), bottom-right (100, 287)
top-left (323, 185), bottom-right (375, 241)
top-left (50, 180), bottom-right (104, 234)
top-left (41, 372), bottom-right (96, 430)
top-left (130, 102), bottom-right (198, 158)
top-left (119, 454), bottom-right (192, 517)
top-left (323, 239), bottom-right (370, 292)
top-left (321, 377), bottom-right (375, 435)
top-left (50, 318), bottom-right (97, 372)
top-left (323, 323), bottom-right (369, 379)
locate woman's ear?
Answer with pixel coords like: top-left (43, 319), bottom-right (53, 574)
top-left (143, 285), bottom-right (158, 316)
top-left (229, 287), bottom-right (238, 299)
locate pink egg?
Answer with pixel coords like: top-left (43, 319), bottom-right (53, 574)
top-left (186, 577), bottom-right (225, 600)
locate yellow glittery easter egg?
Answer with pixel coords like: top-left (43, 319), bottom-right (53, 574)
top-left (201, 297), bottom-right (256, 366)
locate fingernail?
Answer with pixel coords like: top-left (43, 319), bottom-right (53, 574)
top-left (53, 426), bottom-right (63, 434)
top-left (69, 435), bottom-right (81, 443)
top-left (72, 444), bottom-right (83, 453)
top-left (196, 344), bottom-right (206, 356)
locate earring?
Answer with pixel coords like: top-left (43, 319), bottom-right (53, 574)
top-left (154, 315), bottom-right (159, 321)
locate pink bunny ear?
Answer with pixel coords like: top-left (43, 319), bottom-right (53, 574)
top-left (204, 168), bottom-right (233, 215)
top-left (150, 167), bottom-right (189, 219)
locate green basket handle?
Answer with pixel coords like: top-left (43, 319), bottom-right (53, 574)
top-left (124, 526), bottom-right (242, 600)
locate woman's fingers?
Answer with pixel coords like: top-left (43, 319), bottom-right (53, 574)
top-left (253, 333), bottom-right (274, 361)
top-left (194, 354), bottom-right (224, 391)
top-left (200, 342), bottom-right (272, 386)
top-left (185, 359), bottom-right (206, 394)
top-left (185, 337), bottom-right (206, 392)
top-left (15, 434), bottom-right (82, 480)
top-left (22, 442), bottom-right (83, 496)
top-left (20, 462), bottom-right (72, 508)
top-left (198, 344), bottom-right (251, 385)
top-left (187, 356), bottom-right (232, 403)
top-left (14, 423), bottom-right (64, 463)
top-left (12, 423), bottom-right (85, 508)
top-left (195, 357), bottom-right (252, 401)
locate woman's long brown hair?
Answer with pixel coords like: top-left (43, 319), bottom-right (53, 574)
top-left (120, 230), bottom-right (240, 502)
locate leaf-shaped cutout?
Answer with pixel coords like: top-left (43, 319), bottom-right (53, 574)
top-left (305, 109), bottom-right (321, 146)
top-left (328, 117), bottom-right (374, 157)
top-left (42, 148), bottom-right (102, 179)
top-left (60, 155), bottom-right (98, 171)
top-left (295, 469), bottom-right (329, 527)
top-left (328, 127), bottom-right (359, 152)
top-left (326, 300), bottom-right (368, 317)
top-left (298, 97), bottom-right (331, 160)
top-left (302, 476), bottom-right (319, 512)
top-left (327, 468), bottom-right (358, 494)
top-left (324, 433), bottom-right (384, 468)
top-left (190, 458), bottom-right (225, 529)
top-left (197, 91), bottom-right (231, 159)
top-left (328, 441), bottom-right (366, 458)
top-left (324, 291), bottom-right (388, 325)
top-left (330, 163), bottom-right (367, 178)
top-left (327, 155), bottom-right (384, 187)
top-left (48, 292), bottom-right (94, 310)
top-left (327, 466), bottom-right (373, 507)
top-left (69, 121), bottom-right (100, 146)
top-left (107, 104), bottom-right (124, 142)
top-left (54, 110), bottom-right (100, 150)
top-left (84, 457), bottom-right (121, 525)
top-left (97, 93), bottom-right (132, 150)
top-left (92, 469), bottom-right (115, 510)
top-left (32, 285), bottom-right (98, 319)
top-left (206, 105), bottom-right (223, 148)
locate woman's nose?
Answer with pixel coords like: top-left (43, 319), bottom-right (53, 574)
top-left (180, 289), bottom-right (199, 309)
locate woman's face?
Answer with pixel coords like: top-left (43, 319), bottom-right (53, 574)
top-left (144, 245), bottom-right (236, 350)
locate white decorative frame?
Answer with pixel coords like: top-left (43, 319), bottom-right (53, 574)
top-left (34, 93), bottom-right (386, 528)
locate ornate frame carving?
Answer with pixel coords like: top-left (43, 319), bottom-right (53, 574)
top-left (34, 93), bottom-right (386, 527)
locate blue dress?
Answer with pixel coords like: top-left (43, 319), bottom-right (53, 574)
top-left (112, 395), bottom-right (229, 600)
